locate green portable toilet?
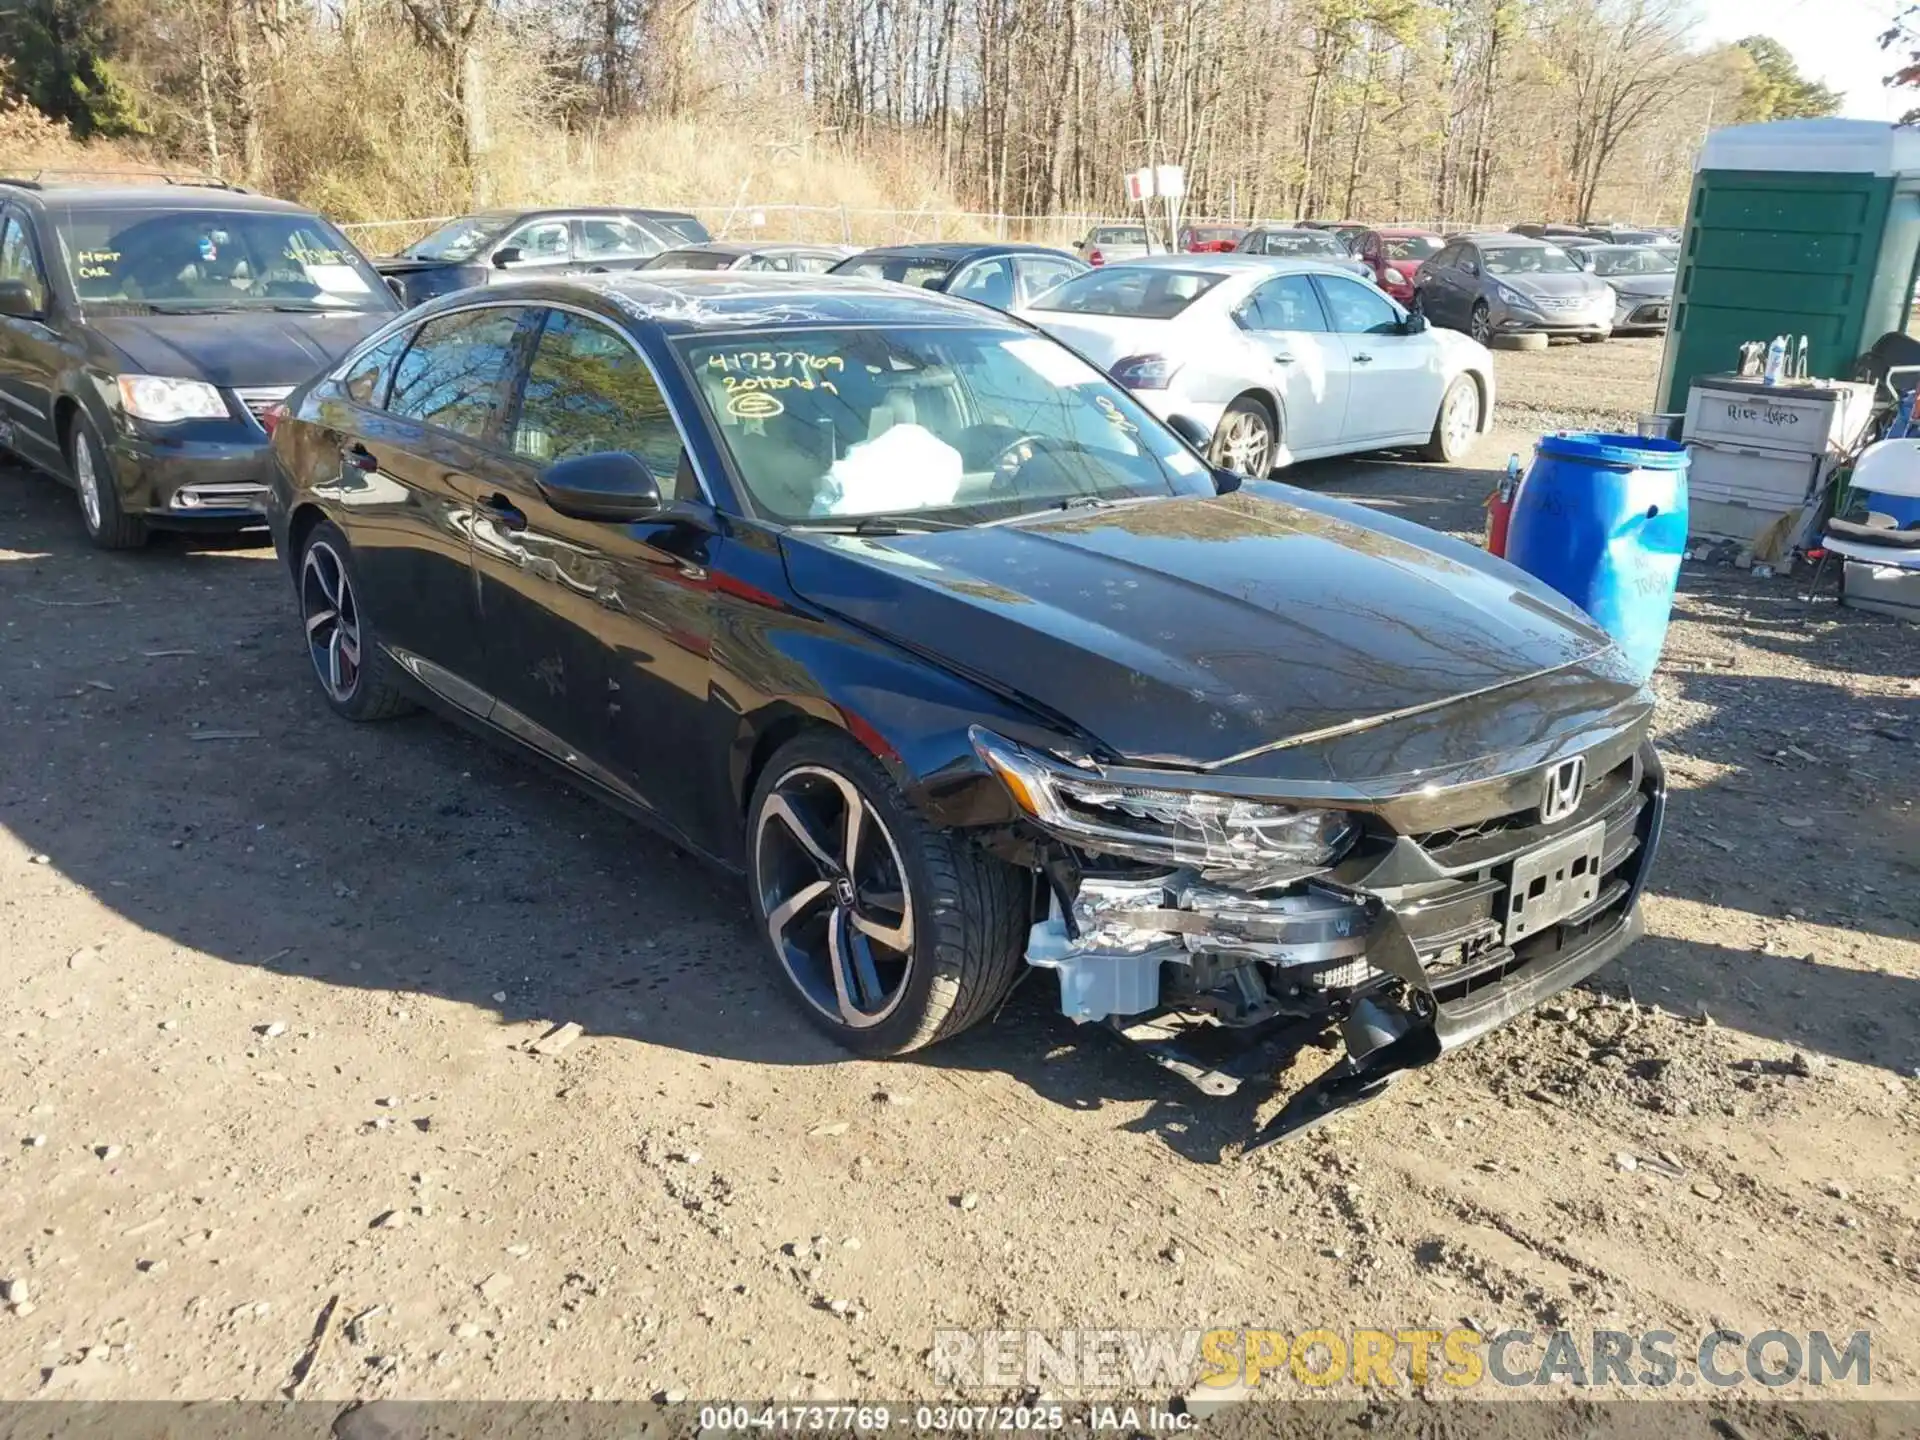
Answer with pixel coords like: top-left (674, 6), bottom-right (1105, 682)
top-left (1657, 119), bottom-right (1920, 413)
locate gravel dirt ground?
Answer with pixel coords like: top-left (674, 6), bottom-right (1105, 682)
top-left (2, 337), bottom-right (1917, 1421)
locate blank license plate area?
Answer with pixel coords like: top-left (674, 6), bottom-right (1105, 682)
top-left (1503, 820), bottom-right (1606, 944)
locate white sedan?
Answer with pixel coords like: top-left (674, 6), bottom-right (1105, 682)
top-left (1016, 254), bottom-right (1495, 475)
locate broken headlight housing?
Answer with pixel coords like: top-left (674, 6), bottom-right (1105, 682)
top-left (971, 727), bottom-right (1357, 887)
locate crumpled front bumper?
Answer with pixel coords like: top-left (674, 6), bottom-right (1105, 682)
top-left (1023, 742), bottom-right (1667, 1140)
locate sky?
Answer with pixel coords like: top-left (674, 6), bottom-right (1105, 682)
top-left (1696, 0), bottom-right (1909, 120)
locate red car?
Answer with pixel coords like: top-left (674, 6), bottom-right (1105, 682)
top-left (1179, 224), bottom-right (1246, 253)
top-left (1354, 228), bottom-right (1444, 304)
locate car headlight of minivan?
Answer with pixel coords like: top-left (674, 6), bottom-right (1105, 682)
top-left (117, 375), bottom-right (230, 423)
top-left (970, 727), bottom-right (1356, 884)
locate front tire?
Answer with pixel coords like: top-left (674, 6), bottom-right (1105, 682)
top-left (297, 521), bottom-right (415, 721)
top-left (1421, 375), bottom-right (1481, 464)
top-left (747, 729), bottom-right (1029, 1057)
top-left (1469, 302), bottom-right (1493, 345)
top-left (1207, 395), bottom-right (1277, 478)
top-left (67, 412), bottom-right (146, 550)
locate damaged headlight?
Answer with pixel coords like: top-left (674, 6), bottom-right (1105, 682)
top-left (971, 727), bottom-right (1357, 886)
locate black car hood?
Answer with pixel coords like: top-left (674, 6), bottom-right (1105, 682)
top-left (780, 488), bottom-right (1619, 770)
top-left (90, 311), bottom-right (391, 388)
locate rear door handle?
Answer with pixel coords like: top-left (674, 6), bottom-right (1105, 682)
top-left (484, 493), bottom-right (527, 532)
top-left (344, 443), bottom-right (378, 472)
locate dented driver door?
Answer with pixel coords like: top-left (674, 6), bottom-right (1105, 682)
top-left (470, 305), bottom-right (717, 830)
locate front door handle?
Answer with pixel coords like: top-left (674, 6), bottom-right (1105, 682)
top-left (344, 443), bottom-right (378, 472)
top-left (1353, 353), bottom-right (1374, 364)
top-left (1271, 352), bottom-right (1296, 365)
top-left (484, 494), bottom-right (527, 532)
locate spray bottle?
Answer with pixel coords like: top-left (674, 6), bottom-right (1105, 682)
top-left (1763, 334), bottom-right (1786, 386)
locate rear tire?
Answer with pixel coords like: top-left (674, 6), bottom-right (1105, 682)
top-left (747, 728), bottom-right (1029, 1057)
top-left (1421, 375), bottom-right (1481, 464)
top-left (296, 521), bottom-right (415, 722)
top-left (67, 412), bottom-right (146, 550)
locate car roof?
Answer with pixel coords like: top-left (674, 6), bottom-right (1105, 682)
top-left (845, 241), bottom-right (1074, 260)
top-left (459, 206), bottom-right (680, 223)
top-left (1247, 226), bottom-right (1341, 237)
top-left (456, 271), bottom-right (1034, 335)
top-left (1092, 254), bottom-right (1365, 281)
top-left (1370, 227), bottom-right (1439, 237)
top-left (1455, 231), bottom-right (1541, 245)
top-left (1, 182), bottom-right (313, 215)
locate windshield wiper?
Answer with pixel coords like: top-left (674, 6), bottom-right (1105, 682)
top-left (801, 513), bottom-right (970, 535)
top-left (838, 514), bottom-right (969, 535)
top-left (139, 301), bottom-right (246, 314)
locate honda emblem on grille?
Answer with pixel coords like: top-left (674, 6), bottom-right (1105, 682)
top-left (1540, 757), bottom-right (1586, 823)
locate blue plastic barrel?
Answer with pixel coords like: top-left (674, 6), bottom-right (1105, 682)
top-left (1505, 433), bottom-right (1690, 682)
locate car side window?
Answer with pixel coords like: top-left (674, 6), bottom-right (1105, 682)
top-left (503, 220), bottom-right (570, 261)
top-left (387, 306), bottom-right (527, 441)
top-left (790, 252), bottom-right (839, 274)
top-left (949, 257), bottom-right (1016, 308)
top-left (0, 212), bottom-right (47, 312)
top-left (1239, 275), bottom-right (1328, 333)
top-left (343, 328), bottom-right (413, 407)
top-left (1432, 244), bottom-right (1460, 270)
top-left (1016, 256), bottom-right (1080, 303)
top-left (576, 217), bottom-right (659, 260)
top-left (1460, 246), bottom-right (1481, 275)
top-left (1317, 276), bottom-right (1403, 335)
top-left (512, 309), bottom-right (692, 498)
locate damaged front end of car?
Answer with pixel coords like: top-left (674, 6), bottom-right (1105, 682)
top-left (966, 722), bottom-right (1666, 1147)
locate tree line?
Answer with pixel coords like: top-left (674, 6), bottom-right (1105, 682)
top-left (3, 0), bottom-right (1845, 229)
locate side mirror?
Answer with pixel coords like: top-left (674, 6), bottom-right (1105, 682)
top-left (384, 275), bottom-right (407, 303)
top-left (0, 279), bottom-right (43, 319)
top-left (1164, 413), bottom-right (1211, 451)
top-left (1401, 310), bottom-right (1429, 335)
top-left (1463, 263), bottom-right (1479, 277)
top-left (537, 451), bottom-right (665, 523)
top-left (492, 246), bottom-right (524, 269)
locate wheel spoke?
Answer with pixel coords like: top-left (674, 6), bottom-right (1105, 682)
top-left (766, 878), bottom-right (832, 950)
top-left (850, 905), bottom-right (912, 953)
top-left (305, 608), bottom-right (337, 637)
top-left (842, 796), bottom-right (866, 876)
top-left (763, 795), bottom-right (839, 875)
top-left (828, 908), bottom-right (886, 1019)
top-left (338, 624), bottom-right (361, 667)
top-left (326, 629), bottom-right (345, 693)
top-left (312, 555), bottom-right (340, 609)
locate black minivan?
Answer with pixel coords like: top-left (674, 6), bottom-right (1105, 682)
top-left (0, 173), bottom-right (399, 548)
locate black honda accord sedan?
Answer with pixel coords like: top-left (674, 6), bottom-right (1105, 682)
top-left (267, 273), bottom-right (1664, 1141)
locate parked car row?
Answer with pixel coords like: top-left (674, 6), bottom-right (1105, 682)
top-left (0, 170), bottom-right (1664, 1144)
top-left (1413, 232), bottom-right (1674, 344)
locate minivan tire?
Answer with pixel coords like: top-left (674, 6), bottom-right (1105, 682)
top-left (67, 412), bottom-right (146, 550)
